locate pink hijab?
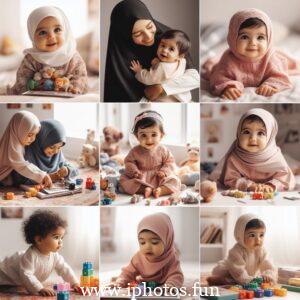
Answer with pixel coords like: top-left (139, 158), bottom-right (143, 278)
top-left (121, 213), bottom-right (183, 287)
top-left (217, 108), bottom-right (295, 189)
top-left (0, 111), bottom-right (43, 182)
top-left (227, 8), bottom-right (273, 63)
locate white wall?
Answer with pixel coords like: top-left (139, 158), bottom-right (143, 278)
top-left (201, 0), bottom-right (300, 27)
top-left (0, 207), bottom-right (99, 270)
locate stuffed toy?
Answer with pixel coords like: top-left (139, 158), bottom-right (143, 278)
top-left (78, 144), bottom-right (98, 168)
top-left (101, 126), bottom-right (123, 156)
top-left (200, 180), bottom-right (217, 203)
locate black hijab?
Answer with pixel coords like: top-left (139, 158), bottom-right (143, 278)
top-left (104, 0), bottom-right (172, 102)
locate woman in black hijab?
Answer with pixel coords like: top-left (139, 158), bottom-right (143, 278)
top-left (104, 0), bottom-right (199, 102)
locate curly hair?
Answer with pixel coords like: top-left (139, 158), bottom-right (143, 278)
top-left (22, 210), bottom-right (67, 244)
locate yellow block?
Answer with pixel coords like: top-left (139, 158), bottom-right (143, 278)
top-left (289, 278), bottom-right (300, 286)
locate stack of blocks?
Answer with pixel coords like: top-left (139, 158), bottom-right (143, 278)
top-left (85, 177), bottom-right (97, 190)
top-left (80, 262), bottom-right (99, 289)
top-left (229, 277), bottom-right (287, 298)
top-left (55, 282), bottom-right (70, 300)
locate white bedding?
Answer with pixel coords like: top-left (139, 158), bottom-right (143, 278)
top-left (201, 33), bottom-right (300, 102)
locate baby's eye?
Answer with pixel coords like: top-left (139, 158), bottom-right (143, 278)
top-left (257, 35), bottom-right (265, 40)
top-left (258, 131), bottom-right (266, 136)
top-left (146, 24), bottom-right (153, 29)
top-left (139, 241), bottom-right (145, 245)
top-left (141, 134), bottom-right (146, 138)
top-left (240, 35), bottom-right (248, 40)
top-left (170, 47), bottom-right (174, 51)
top-left (152, 133), bottom-right (157, 137)
top-left (242, 130), bottom-right (250, 134)
top-left (260, 233), bottom-right (264, 238)
top-left (54, 27), bottom-right (62, 33)
top-left (39, 30), bottom-right (47, 36)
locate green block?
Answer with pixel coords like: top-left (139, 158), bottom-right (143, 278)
top-left (201, 287), bottom-right (238, 299)
top-left (82, 269), bottom-right (93, 276)
top-left (281, 284), bottom-right (300, 293)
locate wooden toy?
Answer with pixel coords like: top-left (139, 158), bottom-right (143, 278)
top-left (76, 178), bottom-right (83, 185)
top-left (264, 289), bottom-right (273, 296)
top-left (252, 192), bottom-right (264, 200)
top-left (130, 194), bottom-right (142, 204)
top-left (221, 189), bottom-right (246, 198)
top-left (156, 199), bottom-right (170, 206)
top-left (238, 290), bottom-right (247, 299)
top-left (254, 288), bottom-right (264, 298)
top-left (4, 192), bottom-right (14, 200)
top-left (261, 282), bottom-right (271, 289)
top-left (245, 290), bottom-right (254, 298)
top-left (281, 284), bottom-right (300, 293)
top-left (289, 278), bottom-right (300, 286)
top-left (274, 287), bottom-right (287, 296)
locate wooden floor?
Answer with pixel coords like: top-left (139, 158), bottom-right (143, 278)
top-left (0, 163), bottom-right (99, 206)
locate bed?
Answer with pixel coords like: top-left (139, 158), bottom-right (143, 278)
top-left (200, 23), bottom-right (300, 102)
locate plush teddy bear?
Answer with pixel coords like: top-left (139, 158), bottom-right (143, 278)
top-left (54, 77), bottom-right (71, 92)
top-left (85, 129), bottom-right (96, 145)
top-left (42, 66), bottom-right (56, 79)
top-left (200, 180), bottom-right (217, 203)
top-left (101, 126), bottom-right (123, 156)
top-left (78, 144), bottom-right (98, 168)
top-left (178, 143), bottom-right (200, 174)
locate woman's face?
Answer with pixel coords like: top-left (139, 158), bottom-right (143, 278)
top-left (44, 142), bottom-right (64, 157)
top-left (132, 19), bottom-right (156, 46)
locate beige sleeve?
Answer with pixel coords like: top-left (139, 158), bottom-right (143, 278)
top-left (54, 254), bottom-right (79, 285)
top-left (135, 63), bottom-right (169, 85)
top-left (259, 249), bottom-right (278, 283)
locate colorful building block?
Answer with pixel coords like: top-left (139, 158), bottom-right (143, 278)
top-left (69, 183), bottom-right (76, 190)
top-left (261, 282), bottom-right (271, 290)
top-left (254, 288), bottom-right (264, 298)
top-left (245, 290), bottom-right (254, 298)
top-left (146, 281), bottom-right (159, 289)
top-left (264, 289), bottom-right (273, 297)
top-left (80, 262), bottom-right (96, 289)
top-left (101, 198), bottom-right (112, 205)
top-left (91, 183), bottom-right (97, 190)
top-left (252, 192), bottom-right (264, 200)
top-left (4, 192), bottom-right (14, 200)
top-left (252, 277), bottom-right (264, 285)
top-left (76, 178), bottom-right (83, 185)
top-left (57, 291), bottom-right (70, 300)
top-left (249, 282), bottom-right (258, 289)
top-left (274, 287), bottom-right (287, 296)
top-left (238, 290), bottom-right (247, 299)
top-left (85, 177), bottom-right (94, 189)
top-left (289, 278), bottom-right (300, 286)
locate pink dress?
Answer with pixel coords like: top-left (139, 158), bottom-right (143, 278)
top-left (120, 145), bottom-right (181, 195)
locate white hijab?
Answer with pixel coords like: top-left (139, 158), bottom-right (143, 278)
top-left (0, 111), bottom-right (41, 181)
top-left (24, 6), bottom-right (77, 67)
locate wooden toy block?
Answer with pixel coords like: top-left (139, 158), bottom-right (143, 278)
top-left (274, 287), bottom-right (287, 296)
top-left (245, 290), bottom-right (254, 298)
top-left (238, 290), bottom-right (247, 299)
top-left (80, 275), bottom-right (90, 286)
top-left (264, 289), bottom-right (273, 297)
top-left (28, 187), bottom-right (38, 197)
top-left (5, 192), bottom-right (14, 200)
top-left (261, 282), bottom-right (271, 289)
top-left (281, 284), bottom-right (300, 293)
top-left (252, 192), bottom-right (264, 200)
top-left (254, 288), bottom-right (264, 298)
top-left (229, 286), bottom-right (240, 292)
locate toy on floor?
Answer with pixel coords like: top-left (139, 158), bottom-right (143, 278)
top-left (0, 35), bottom-right (16, 55)
top-left (100, 177), bottom-right (117, 200)
top-left (79, 262), bottom-right (99, 293)
top-left (101, 126), bottom-right (123, 156)
top-left (55, 282), bottom-right (71, 300)
top-left (131, 194), bottom-right (143, 204)
top-left (200, 180), bottom-right (217, 203)
top-left (181, 191), bottom-right (199, 204)
top-left (221, 189), bottom-right (246, 198)
top-left (101, 198), bottom-right (113, 205)
top-left (289, 278), bottom-right (300, 286)
top-left (251, 192), bottom-right (276, 200)
top-left (78, 144), bottom-right (98, 168)
top-left (86, 177), bottom-right (97, 190)
top-left (4, 192), bottom-right (14, 200)
top-left (76, 178), bottom-right (83, 185)
top-left (156, 199), bottom-right (171, 206)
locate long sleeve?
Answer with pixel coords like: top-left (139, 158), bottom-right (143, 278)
top-left (160, 148), bottom-right (176, 177)
top-left (59, 161), bottom-right (79, 179)
top-left (227, 247), bottom-right (254, 284)
top-left (12, 160), bottom-right (46, 184)
top-left (54, 254), bottom-right (79, 285)
top-left (67, 52), bottom-right (88, 94)
top-left (259, 249), bottom-right (277, 283)
top-left (18, 250), bottom-right (44, 294)
top-left (136, 63), bottom-right (169, 85)
top-left (162, 68), bottom-right (200, 96)
top-left (117, 261), bottom-right (139, 286)
top-left (124, 150), bottom-right (140, 178)
top-left (267, 169), bottom-right (295, 191)
top-left (164, 260), bottom-right (184, 288)
top-left (262, 54), bottom-right (292, 92)
top-left (7, 55), bottom-right (39, 95)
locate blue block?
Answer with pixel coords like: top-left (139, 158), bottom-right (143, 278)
top-left (57, 291), bottom-right (70, 300)
top-left (44, 79), bottom-right (54, 91)
top-left (264, 289), bottom-right (273, 297)
top-left (83, 262), bottom-right (93, 270)
top-left (76, 178), bottom-right (83, 185)
top-left (254, 289), bottom-right (264, 298)
top-left (91, 183), bottom-right (97, 190)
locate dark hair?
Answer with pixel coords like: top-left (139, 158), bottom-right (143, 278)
top-left (160, 29), bottom-right (191, 56)
top-left (23, 210), bottom-right (67, 244)
top-left (242, 114), bottom-right (265, 127)
top-left (245, 218), bottom-right (265, 231)
top-left (133, 110), bottom-right (164, 136)
top-left (239, 18), bottom-right (266, 31)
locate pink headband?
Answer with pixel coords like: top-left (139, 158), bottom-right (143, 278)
top-left (132, 111), bottom-right (164, 132)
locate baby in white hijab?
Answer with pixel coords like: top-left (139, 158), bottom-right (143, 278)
top-left (8, 6), bottom-right (88, 95)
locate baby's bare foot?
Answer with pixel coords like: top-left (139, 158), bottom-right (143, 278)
top-left (145, 187), bottom-right (152, 198)
top-left (153, 187), bottom-right (161, 198)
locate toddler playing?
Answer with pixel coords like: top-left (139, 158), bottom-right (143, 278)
top-left (113, 213), bottom-right (184, 288)
top-left (12, 119), bottom-right (78, 186)
top-left (120, 110), bottom-right (181, 198)
top-left (205, 9), bottom-right (300, 100)
top-left (8, 6), bottom-right (87, 95)
top-left (130, 30), bottom-right (191, 102)
top-left (210, 108), bottom-right (295, 192)
top-left (0, 111), bottom-right (52, 188)
top-left (0, 210), bottom-right (80, 296)
top-left (207, 213), bottom-right (277, 285)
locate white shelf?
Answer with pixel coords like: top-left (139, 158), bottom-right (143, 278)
top-left (201, 243), bottom-right (224, 249)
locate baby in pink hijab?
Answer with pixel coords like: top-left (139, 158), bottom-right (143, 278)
top-left (114, 213), bottom-right (184, 289)
top-left (207, 9), bottom-right (300, 100)
top-left (210, 108), bottom-right (295, 192)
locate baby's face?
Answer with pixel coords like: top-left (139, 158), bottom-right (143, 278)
top-left (157, 38), bottom-right (181, 62)
top-left (138, 231), bottom-right (165, 262)
top-left (34, 16), bottom-right (64, 52)
top-left (44, 142), bottom-right (64, 157)
top-left (239, 120), bottom-right (267, 152)
top-left (136, 124), bottom-right (163, 150)
top-left (244, 227), bottom-right (265, 250)
top-left (132, 19), bottom-right (156, 46)
top-left (36, 226), bottom-right (65, 254)
top-left (22, 127), bottom-right (40, 146)
top-left (236, 25), bottom-right (268, 60)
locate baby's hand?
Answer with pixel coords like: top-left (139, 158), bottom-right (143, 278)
top-left (134, 171), bottom-right (143, 179)
top-left (70, 86), bottom-right (81, 94)
top-left (130, 60), bottom-right (142, 73)
top-left (72, 283), bottom-right (81, 293)
top-left (156, 171), bottom-right (166, 178)
top-left (42, 174), bottom-right (53, 188)
top-left (39, 287), bottom-right (56, 297)
top-left (222, 87), bottom-right (242, 100)
top-left (262, 275), bottom-right (273, 283)
top-left (249, 183), bottom-right (274, 193)
top-left (151, 57), bottom-right (160, 66)
top-left (256, 85), bottom-right (278, 97)
top-left (58, 166), bottom-right (69, 178)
